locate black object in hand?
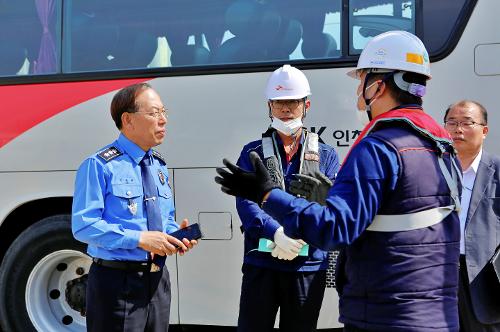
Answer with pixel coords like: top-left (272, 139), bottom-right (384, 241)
top-left (169, 223), bottom-right (203, 246)
top-left (215, 151), bottom-right (280, 204)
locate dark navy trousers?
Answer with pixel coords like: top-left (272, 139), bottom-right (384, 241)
top-left (458, 256), bottom-right (500, 332)
top-left (86, 262), bottom-right (171, 332)
top-left (237, 264), bottom-right (326, 332)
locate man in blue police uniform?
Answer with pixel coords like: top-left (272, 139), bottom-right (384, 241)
top-left (444, 100), bottom-right (500, 332)
top-left (216, 31), bottom-right (462, 331)
top-left (72, 83), bottom-right (196, 332)
top-left (235, 65), bottom-right (339, 332)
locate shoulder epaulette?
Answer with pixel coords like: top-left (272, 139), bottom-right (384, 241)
top-left (152, 150), bottom-right (166, 165)
top-left (97, 146), bottom-right (122, 162)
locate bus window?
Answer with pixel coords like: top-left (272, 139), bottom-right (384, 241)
top-left (146, 0), bottom-right (342, 65)
top-left (66, 0), bottom-right (215, 72)
top-left (0, 0), bottom-right (60, 76)
top-left (349, 0), bottom-right (415, 55)
top-left (64, 0), bottom-right (343, 72)
top-left (422, 0), bottom-right (468, 55)
top-left (66, 0), bottom-right (157, 72)
top-left (213, 0), bottom-right (342, 64)
top-left (151, 0), bottom-right (229, 67)
top-left (275, 0), bottom-right (342, 60)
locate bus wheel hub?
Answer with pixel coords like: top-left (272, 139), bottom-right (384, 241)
top-left (65, 274), bottom-right (88, 316)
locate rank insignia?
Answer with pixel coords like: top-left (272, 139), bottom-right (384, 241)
top-left (158, 170), bottom-right (166, 185)
top-left (152, 150), bottom-right (166, 165)
top-left (97, 146), bottom-right (122, 162)
top-left (128, 200), bottom-right (137, 215)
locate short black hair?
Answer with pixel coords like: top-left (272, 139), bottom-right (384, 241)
top-left (110, 83), bottom-right (152, 129)
top-left (443, 100), bottom-right (488, 124)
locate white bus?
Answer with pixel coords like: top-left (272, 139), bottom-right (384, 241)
top-left (0, 0), bottom-right (496, 331)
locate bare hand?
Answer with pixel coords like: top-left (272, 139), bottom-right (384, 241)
top-left (138, 231), bottom-right (179, 256)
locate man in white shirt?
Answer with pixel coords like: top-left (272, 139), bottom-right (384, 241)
top-left (444, 100), bottom-right (500, 332)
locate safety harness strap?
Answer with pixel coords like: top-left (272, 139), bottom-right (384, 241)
top-left (438, 156), bottom-right (462, 212)
top-left (262, 135), bottom-right (286, 189)
top-left (368, 146), bottom-right (461, 232)
top-left (262, 130), bottom-right (320, 190)
top-left (299, 132), bottom-right (321, 175)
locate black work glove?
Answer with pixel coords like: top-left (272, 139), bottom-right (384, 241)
top-left (215, 151), bottom-right (280, 204)
top-left (289, 170), bottom-right (333, 206)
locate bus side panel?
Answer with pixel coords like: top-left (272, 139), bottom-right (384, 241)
top-left (173, 168), bottom-right (342, 328)
top-left (174, 168), bottom-right (243, 325)
top-left (0, 171), bottom-right (75, 221)
top-left (425, 0), bottom-right (500, 154)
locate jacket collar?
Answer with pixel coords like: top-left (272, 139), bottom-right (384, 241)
top-left (116, 133), bottom-right (150, 165)
top-left (466, 151), bottom-right (495, 223)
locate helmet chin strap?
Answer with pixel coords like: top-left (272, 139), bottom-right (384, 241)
top-left (361, 71), bottom-right (394, 120)
top-left (302, 98), bottom-right (307, 120)
top-left (362, 73), bottom-right (376, 121)
top-left (364, 103), bottom-right (373, 121)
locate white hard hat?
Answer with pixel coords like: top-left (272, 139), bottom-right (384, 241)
top-left (347, 30), bottom-right (431, 79)
top-left (265, 64), bottom-right (311, 100)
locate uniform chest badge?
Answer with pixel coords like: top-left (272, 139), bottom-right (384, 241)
top-left (158, 170), bottom-right (166, 185)
top-left (128, 200), bottom-right (138, 215)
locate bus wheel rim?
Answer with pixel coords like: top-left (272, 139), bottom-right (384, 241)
top-left (26, 249), bottom-right (90, 331)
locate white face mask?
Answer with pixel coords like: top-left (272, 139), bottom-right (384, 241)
top-left (357, 81), bottom-right (379, 108)
top-left (271, 117), bottom-right (303, 136)
top-left (355, 81), bottom-right (379, 126)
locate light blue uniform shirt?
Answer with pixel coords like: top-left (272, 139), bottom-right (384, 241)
top-left (72, 134), bottom-right (179, 261)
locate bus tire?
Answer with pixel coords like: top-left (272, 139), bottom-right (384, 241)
top-left (0, 215), bottom-right (90, 332)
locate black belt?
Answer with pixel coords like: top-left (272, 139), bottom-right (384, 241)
top-left (92, 258), bottom-right (163, 273)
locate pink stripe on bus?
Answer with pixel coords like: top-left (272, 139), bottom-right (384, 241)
top-left (0, 78), bottom-right (149, 148)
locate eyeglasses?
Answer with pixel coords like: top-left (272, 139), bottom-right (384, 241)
top-left (134, 106), bottom-right (168, 119)
top-left (270, 99), bottom-right (304, 110)
top-left (444, 120), bottom-right (485, 129)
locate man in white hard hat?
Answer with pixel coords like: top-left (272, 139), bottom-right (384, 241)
top-left (216, 31), bottom-right (462, 331)
top-left (233, 64), bottom-right (340, 331)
